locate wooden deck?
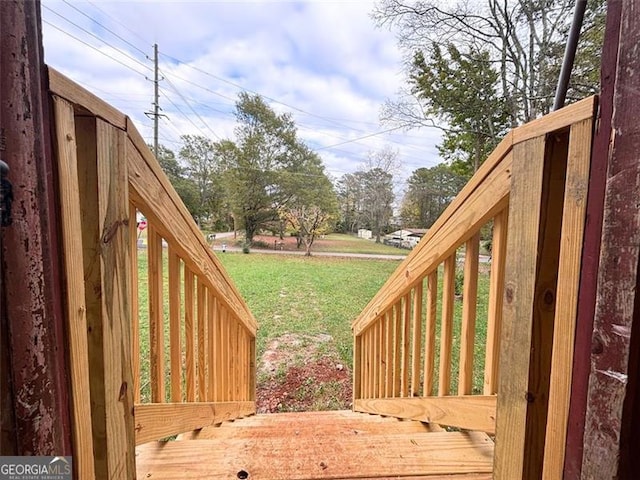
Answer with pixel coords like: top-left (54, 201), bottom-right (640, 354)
top-left (136, 410), bottom-right (493, 479)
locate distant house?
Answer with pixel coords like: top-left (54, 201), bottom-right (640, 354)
top-left (384, 228), bottom-right (428, 249)
top-left (357, 229), bottom-right (372, 240)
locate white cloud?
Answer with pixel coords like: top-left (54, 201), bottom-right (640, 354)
top-left (41, 0), bottom-right (443, 189)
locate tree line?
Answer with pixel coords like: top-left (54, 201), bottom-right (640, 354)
top-left (154, 0), bottom-right (604, 252)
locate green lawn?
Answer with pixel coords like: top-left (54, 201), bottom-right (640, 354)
top-left (216, 252), bottom-right (399, 363)
top-left (134, 247), bottom-right (491, 402)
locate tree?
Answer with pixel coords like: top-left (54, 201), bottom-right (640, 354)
top-left (375, 0), bottom-right (604, 169)
top-left (179, 135), bottom-right (223, 226)
top-left (400, 164), bottom-right (467, 228)
top-left (219, 93), bottom-right (337, 244)
top-left (150, 143), bottom-right (200, 222)
top-left (410, 44), bottom-right (510, 174)
top-left (361, 167), bottom-right (395, 243)
top-left (280, 206), bottom-right (332, 256)
top-left (336, 172), bottom-right (365, 233)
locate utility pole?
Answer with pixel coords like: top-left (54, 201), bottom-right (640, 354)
top-left (146, 43), bottom-right (164, 157)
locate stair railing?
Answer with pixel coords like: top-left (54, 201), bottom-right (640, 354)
top-left (352, 96), bottom-right (596, 479)
top-left (50, 68), bottom-right (257, 479)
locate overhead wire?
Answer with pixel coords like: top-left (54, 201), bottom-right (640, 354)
top-left (42, 20), bottom-right (149, 78)
top-left (159, 72), bottom-right (222, 140)
top-left (44, 2), bottom-right (438, 173)
top-left (43, 4), bottom-right (152, 74)
top-left (61, 0), bottom-right (151, 57)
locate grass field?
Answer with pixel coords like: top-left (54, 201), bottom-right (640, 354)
top-left (135, 243), bottom-right (491, 402)
top-left (216, 253), bottom-right (400, 362)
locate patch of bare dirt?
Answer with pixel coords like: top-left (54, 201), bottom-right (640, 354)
top-left (256, 333), bottom-right (352, 413)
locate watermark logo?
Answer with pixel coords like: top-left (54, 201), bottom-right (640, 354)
top-left (0, 456), bottom-right (72, 480)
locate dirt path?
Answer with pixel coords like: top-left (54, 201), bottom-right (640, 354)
top-left (256, 333), bottom-right (352, 413)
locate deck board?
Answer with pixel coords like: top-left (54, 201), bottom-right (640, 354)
top-left (137, 411), bottom-right (493, 479)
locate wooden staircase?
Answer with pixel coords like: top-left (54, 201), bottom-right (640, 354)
top-left (135, 410), bottom-right (494, 479)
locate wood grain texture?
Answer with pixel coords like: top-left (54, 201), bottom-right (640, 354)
top-left (401, 294), bottom-right (411, 397)
top-left (78, 119), bottom-right (135, 479)
top-left (494, 133), bottom-right (567, 480)
top-left (439, 256), bottom-right (456, 397)
top-left (541, 119), bottom-right (593, 479)
top-left (196, 277), bottom-right (208, 402)
top-left (384, 312), bottom-right (393, 397)
top-left (136, 429), bottom-right (493, 479)
top-left (484, 210), bottom-right (508, 395)
top-left (134, 401), bottom-right (255, 445)
top-left (52, 97), bottom-right (96, 480)
top-left (494, 137), bottom-right (547, 480)
top-left (129, 203), bottom-right (141, 404)
top-left (411, 282), bottom-right (423, 397)
top-left (581, 4), bottom-right (640, 477)
top-left (184, 266), bottom-right (196, 402)
top-left (148, 225), bottom-right (165, 404)
top-left (48, 67), bottom-right (127, 129)
top-left (182, 411), bottom-right (435, 440)
top-left (355, 396), bottom-right (497, 434)
top-left (168, 246), bottom-right (182, 403)
top-left (459, 233), bottom-right (480, 395)
top-left (424, 272), bottom-right (438, 396)
top-left (393, 302), bottom-right (402, 397)
top-left (207, 291), bottom-right (216, 401)
top-left (511, 96), bottom-right (595, 145)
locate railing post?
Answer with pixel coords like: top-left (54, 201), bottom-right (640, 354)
top-left (494, 132), bottom-right (569, 480)
top-left (76, 117), bottom-right (136, 479)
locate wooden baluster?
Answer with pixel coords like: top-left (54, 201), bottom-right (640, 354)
top-left (249, 334), bottom-right (256, 401)
top-left (207, 291), bottom-right (216, 401)
top-left (216, 305), bottom-right (225, 402)
top-left (197, 278), bottom-right (208, 401)
top-left (411, 282), bottom-right (423, 397)
top-left (380, 315), bottom-right (387, 398)
top-left (227, 318), bottom-right (235, 401)
top-left (235, 321), bottom-right (242, 400)
top-left (353, 335), bottom-right (362, 400)
top-left (372, 319), bottom-right (380, 398)
top-left (148, 225), bottom-right (165, 403)
top-left (384, 311), bottom-right (393, 398)
top-left (401, 293), bottom-right (411, 397)
top-left (168, 246), bottom-right (182, 403)
top-left (362, 329), bottom-right (369, 399)
top-left (423, 271), bottom-right (438, 396)
top-left (439, 255), bottom-right (456, 396)
top-left (223, 309), bottom-right (230, 402)
top-left (240, 327), bottom-right (247, 401)
top-left (459, 233), bottom-right (480, 395)
top-left (393, 301), bottom-right (402, 397)
top-left (368, 328), bottom-right (374, 399)
top-left (129, 204), bottom-right (140, 404)
top-left (484, 211), bottom-right (508, 395)
top-left (184, 267), bottom-right (196, 402)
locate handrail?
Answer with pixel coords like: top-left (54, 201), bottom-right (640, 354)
top-left (49, 67), bottom-right (258, 456)
top-left (351, 97), bottom-right (596, 451)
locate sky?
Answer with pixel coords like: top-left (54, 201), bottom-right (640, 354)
top-left (40, 0), bottom-right (443, 194)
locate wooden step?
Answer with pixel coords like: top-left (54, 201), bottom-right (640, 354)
top-left (137, 411), bottom-right (493, 479)
top-left (178, 410), bottom-right (440, 440)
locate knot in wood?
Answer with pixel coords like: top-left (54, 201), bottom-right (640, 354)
top-left (505, 287), bottom-right (514, 304)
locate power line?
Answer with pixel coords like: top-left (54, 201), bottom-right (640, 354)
top-left (61, 0), bottom-right (150, 57)
top-left (158, 51), bottom-right (372, 134)
top-left (43, 4), bottom-right (152, 73)
top-left (158, 86), bottom-right (218, 141)
top-left (160, 69), bottom-right (221, 140)
top-left (313, 126), bottom-right (406, 151)
top-left (42, 20), bottom-right (148, 78)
